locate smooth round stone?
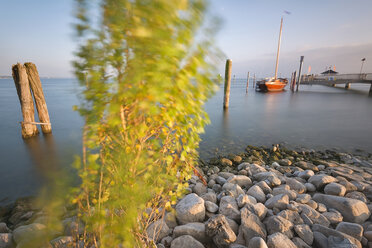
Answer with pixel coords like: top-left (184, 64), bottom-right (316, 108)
top-left (364, 231), bottom-right (372, 241)
top-left (317, 203), bottom-right (327, 213)
top-left (324, 183), bottom-right (346, 196)
top-left (205, 201), bottom-right (218, 213)
top-left (305, 183), bottom-right (316, 192)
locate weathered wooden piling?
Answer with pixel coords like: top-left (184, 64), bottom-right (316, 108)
top-left (292, 71), bottom-right (297, 92)
top-left (223, 59), bottom-right (232, 109)
top-left (253, 74), bottom-right (256, 88)
top-left (12, 63), bottom-right (39, 138)
top-left (246, 72), bottom-right (250, 93)
top-left (24, 63), bottom-right (52, 134)
top-left (345, 83), bottom-right (350, 89)
top-left (369, 84), bottom-right (372, 95)
top-left (296, 56), bottom-right (304, 91)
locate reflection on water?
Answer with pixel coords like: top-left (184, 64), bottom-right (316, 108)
top-left (23, 134), bottom-right (59, 178)
top-left (0, 78), bottom-right (372, 202)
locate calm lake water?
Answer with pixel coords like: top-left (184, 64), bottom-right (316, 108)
top-left (1, 78), bottom-right (372, 203)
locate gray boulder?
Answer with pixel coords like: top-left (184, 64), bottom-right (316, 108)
top-left (50, 236), bottom-right (74, 248)
top-left (297, 204), bottom-right (330, 227)
top-left (176, 193), bottom-right (205, 224)
top-left (201, 192), bottom-right (217, 204)
top-left (219, 196), bottom-right (240, 222)
top-left (312, 224), bottom-right (361, 248)
top-left (248, 236), bottom-right (268, 248)
top-left (222, 183), bottom-right (245, 198)
top-left (298, 170), bottom-right (314, 180)
top-left (240, 208), bottom-right (267, 246)
top-left (327, 235), bottom-right (358, 248)
top-left (336, 222), bottom-right (363, 241)
top-left (170, 235), bottom-right (205, 248)
top-left (323, 211), bottom-right (343, 225)
top-left (227, 175), bottom-right (252, 188)
top-left (291, 237), bottom-right (311, 248)
top-left (264, 194), bottom-right (289, 210)
top-left (244, 203), bottom-right (267, 220)
top-left (205, 214), bottom-right (236, 248)
top-left (13, 223), bottom-right (46, 245)
top-left (193, 183), bottom-right (207, 196)
top-left (264, 216), bottom-right (294, 238)
top-left (266, 232), bottom-right (297, 248)
top-left (313, 193), bottom-right (371, 224)
top-left (277, 210), bottom-right (304, 225)
top-left (205, 201), bottom-right (218, 213)
top-left (0, 223), bottom-right (10, 233)
top-left (236, 194), bottom-right (256, 208)
top-left (313, 231), bottom-right (328, 248)
top-left (294, 224), bottom-right (313, 245)
top-left (272, 187), bottom-right (297, 201)
top-left (247, 185), bottom-right (266, 203)
top-left (0, 233), bottom-right (13, 248)
top-left (173, 222), bottom-right (208, 244)
top-left (146, 220), bottom-right (170, 243)
top-left (308, 175), bottom-right (337, 190)
top-left (285, 178), bottom-right (306, 194)
top-left (324, 183), bottom-right (346, 196)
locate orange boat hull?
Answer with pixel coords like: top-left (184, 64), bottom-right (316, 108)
top-left (256, 78), bottom-right (287, 92)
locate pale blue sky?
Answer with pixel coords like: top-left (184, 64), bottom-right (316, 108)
top-left (1, 0), bottom-right (372, 78)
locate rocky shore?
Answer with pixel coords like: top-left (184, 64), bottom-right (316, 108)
top-left (0, 145), bottom-right (372, 248)
top-left (150, 145), bottom-right (372, 248)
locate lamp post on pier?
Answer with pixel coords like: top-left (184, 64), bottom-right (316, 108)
top-left (360, 58), bottom-right (366, 74)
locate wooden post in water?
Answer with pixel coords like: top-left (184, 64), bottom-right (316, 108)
top-left (246, 72), bottom-right (250, 93)
top-left (12, 63), bottom-right (39, 138)
top-left (253, 74), bottom-right (256, 88)
top-left (223, 59), bottom-right (232, 109)
top-left (345, 82), bottom-right (350, 89)
top-left (296, 56), bottom-right (304, 92)
top-left (289, 72), bottom-right (293, 91)
top-left (292, 71), bottom-right (297, 92)
top-left (369, 83), bottom-right (372, 96)
top-left (232, 75), bottom-right (236, 84)
top-left (24, 63), bottom-right (52, 134)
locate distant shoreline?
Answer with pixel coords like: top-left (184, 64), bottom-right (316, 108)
top-left (0, 76), bottom-right (75, 80)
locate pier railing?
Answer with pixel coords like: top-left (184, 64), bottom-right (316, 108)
top-left (301, 73), bottom-right (372, 83)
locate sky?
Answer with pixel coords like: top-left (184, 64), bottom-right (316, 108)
top-left (1, 0), bottom-right (372, 78)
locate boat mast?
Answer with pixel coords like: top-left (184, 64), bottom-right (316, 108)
top-left (274, 17), bottom-right (283, 80)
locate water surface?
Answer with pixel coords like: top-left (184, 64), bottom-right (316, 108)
top-left (1, 78), bottom-right (371, 203)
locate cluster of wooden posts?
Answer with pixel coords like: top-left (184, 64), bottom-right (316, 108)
top-left (12, 63), bottom-right (51, 138)
top-left (289, 56), bottom-right (304, 92)
top-left (223, 59), bottom-right (257, 109)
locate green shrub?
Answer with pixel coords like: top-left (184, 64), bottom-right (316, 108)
top-left (72, 0), bottom-right (220, 246)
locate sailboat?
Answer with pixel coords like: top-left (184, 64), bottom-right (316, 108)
top-left (256, 17), bottom-right (288, 92)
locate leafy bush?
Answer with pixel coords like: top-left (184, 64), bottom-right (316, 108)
top-left (72, 0), bottom-right (220, 246)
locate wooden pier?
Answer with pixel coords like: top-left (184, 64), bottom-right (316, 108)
top-left (301, 73), bottom-right (372, 94)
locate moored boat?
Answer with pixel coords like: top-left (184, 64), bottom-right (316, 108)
top-left (256, 16), bottom-right (288, 92)
top-left (256, 77), bottom-right (288, 92)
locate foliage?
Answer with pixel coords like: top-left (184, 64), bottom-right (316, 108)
top-left (72, 0), bottom-right (220, 246)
